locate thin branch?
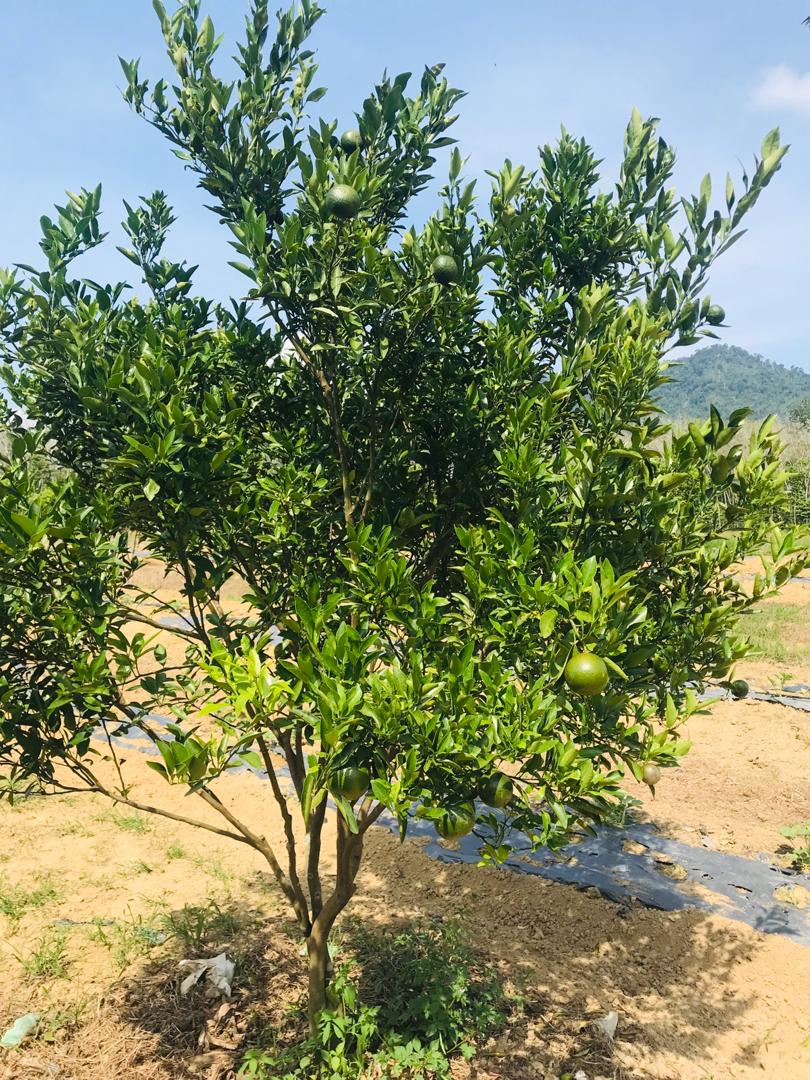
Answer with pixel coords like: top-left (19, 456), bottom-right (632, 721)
top-left (358, 800), bottom-right (386, 833)
top-left (277, 729), bottom-right (304, 798)
top-left (257, 734), bottom-right (311, 932)
top-left (271, 304), bottom-right (354, 526)
top-left (100, 718), bottom-right (130, 797)
top-left (64, 758), bottom-right (253, 846)
top-left (120, 605), bottom-right (201, 641)
top-left (176, 540), bottom-right (211, 648)
top-left (197, 787), bottom-right (309, 932)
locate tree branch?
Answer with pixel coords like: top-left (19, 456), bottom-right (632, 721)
top-left (270, 304), bottom-right (355, 527)
top-left (257, 733), bottom-right (311, 933)
top-left (197, 786), bottom-right (310, 932)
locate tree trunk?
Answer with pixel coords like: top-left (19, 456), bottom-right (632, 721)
top-left (306, 925), bottom-right (330, 1034)
top-left (304, 817), bottom-right (369, 1033)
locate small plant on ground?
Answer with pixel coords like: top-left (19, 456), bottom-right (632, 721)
top-left (780, 823), bottom-right (810, 872)
top-left (17, 928), bottom-right (70, 980)
top-left (90, 909), bottom-right (166, 971)
top-left (165, 842), bottom-right (187, 861)
top-left (240, 921), bottom-right (514, 1078)
top-left (354, 920), bottom-right (511, 1056)
top-left (0, 875), bottom-right (61, 923)
top-left (742, 604), bottom-right (809, 666)
top-left (159, 899), bottom-right (247, 952)
top-left (769, 670), bottom-right (798, 692)
top-left (121, 859), bottom-right (154, 875)
top-left (191, 854), bottom-right (233, 882)
top-left (38, 1000), bottom-right (90, 1042)
top-left (99, 810), bottom-right (151, 834)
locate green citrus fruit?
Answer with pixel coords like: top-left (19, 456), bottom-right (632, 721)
top-left (641, 762), bottom-right (661, 787)
top-left (340, 128), bottom-right (363, 154)
top-left (706, 304), bottom-right (725, 325)
top-left (431, 254), bottom-right (459, 285)
top-left (479, 772), bottom-right (514, 809)
top-left (730, 678), bottom-right (749, 699)
top-left (329, 765), bottom-right (370, 802)
top-left (323, 184), bottom-right (361, 220)
top-left (434, 802), bottom-right (475, 840)
top-left (564, 651), bottom-right (609, 697)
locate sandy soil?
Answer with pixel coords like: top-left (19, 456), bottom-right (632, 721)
top-left (631, 696), bottom-right (810, 860)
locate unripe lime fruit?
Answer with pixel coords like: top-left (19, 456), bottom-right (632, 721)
top-left (323, 184), bottom-right (361, 220)
top-left (479, 772), bottom-right (514, 809)
top-left (329, 765), bottom-right (370, 802)
top-left (434, 802), bottom-right (475, 840)
top-left (431, 254), bottom-right (459, 285)
top-left (564, 652), bottom-right (609, 697)
top-left (730, 678), bottom-right (749, 699)
top-left (707, 304), bottom-right (725, 325)
top-left (340, 128), bottom-right (363, 154)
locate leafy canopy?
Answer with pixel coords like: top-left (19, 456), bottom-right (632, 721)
top-left (0, 0), bottom-right (806, 946)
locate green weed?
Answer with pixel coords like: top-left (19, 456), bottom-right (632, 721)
top-left (0, 876), bottom-right (61, 923)
top-left (780, 823), bottom-right (810, 872)
top-left (121, 859), bottom-right (154, 876)
top-left (239, 921), bottom-right (514, 1079)
top-left (159, 900), bottom-right (245, 952)
top-left (39, 1001), bottom-right (89, 1042)
top-left (191, 855), bottom-right (233, 882)
top-left (18, 929), bottom-right (70, 980)
top-left (742, 603), bottom-right (809, 666)
top-left (89, 909), bottom-right (166, 971)
top-left (99, 809), bottom-right (151, 833)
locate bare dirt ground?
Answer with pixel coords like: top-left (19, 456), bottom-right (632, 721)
top-left (631, 696), bottom-right (810, 860)
top-left (2, 564), bottom-right (810, 1079)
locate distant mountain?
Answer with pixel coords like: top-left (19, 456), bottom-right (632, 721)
top-left (656, 345), bottom-right (810, 419)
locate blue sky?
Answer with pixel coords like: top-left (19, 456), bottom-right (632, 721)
top-left (1, 1), bottom-right (809, 369)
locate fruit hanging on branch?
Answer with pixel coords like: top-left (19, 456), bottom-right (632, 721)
top-left (641, 763), bottom-right (662, 788)
top-left (323, 183), bottom-right (361, 220)
top-left (479, 771), bottom-right (514, 809)
top-left (431, 254), bottom-right (460, 285)
top-left (564, 651), bottom-right (610, 697)
top-left (434, 803), bottom-right (476, 839)
top-left (340, 128), bottom-right (363, 154)
top-left (328, 765), bottom-right (371, 803)
top-left (706, 304), bottom-right (726, 325)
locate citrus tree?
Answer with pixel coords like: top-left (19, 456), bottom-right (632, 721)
top-left (1, 0), bottom-right (807, 1029)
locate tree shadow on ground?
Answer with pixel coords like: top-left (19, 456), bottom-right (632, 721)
top-left (2, 838), bottom-right (779, 1080)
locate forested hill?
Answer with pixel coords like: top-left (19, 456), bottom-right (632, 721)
top-left (657, 345), bottom-right (810, 419)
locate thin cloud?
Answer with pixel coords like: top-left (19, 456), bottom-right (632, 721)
top-left (753, 64), bottom-right (810, 114)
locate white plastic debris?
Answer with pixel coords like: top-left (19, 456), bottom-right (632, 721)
top-left (178, 953), bottom-right (234, 998)
top-left (1, 1012), bottom-right (40, 1048)
top-left (593, 1009), bottom-right (619, 1040)
top-left (573, 1071), bottom-right (589, 1080)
